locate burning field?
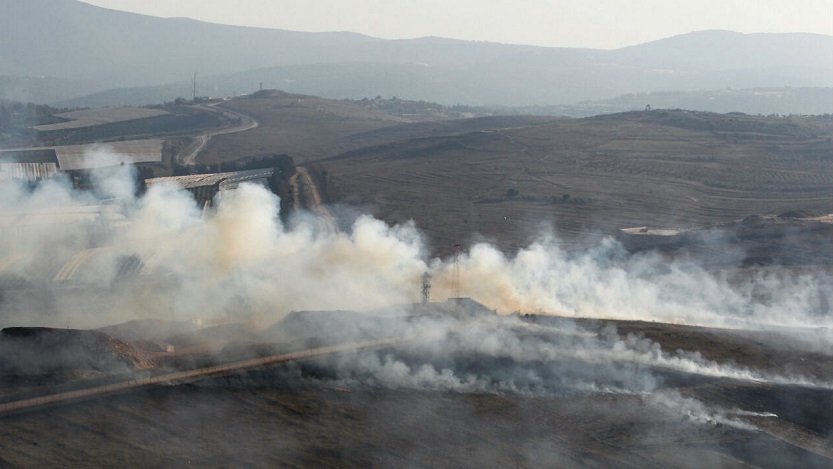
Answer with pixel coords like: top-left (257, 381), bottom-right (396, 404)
top-left (0, 148), bottom-right (831, 467)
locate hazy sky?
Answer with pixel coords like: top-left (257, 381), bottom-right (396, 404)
top-left (80, 0), bottom-right (833, 49)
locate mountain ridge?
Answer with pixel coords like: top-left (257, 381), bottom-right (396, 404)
top-left (2, 0), bottom-right (831, 107)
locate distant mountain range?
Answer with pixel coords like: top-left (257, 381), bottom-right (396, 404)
top-left (2, 0), bottom-right (832, 111)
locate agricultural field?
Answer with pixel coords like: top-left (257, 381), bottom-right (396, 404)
top-left (32, 107), bottom-right (169, 132)
top-left (29, 105), bottom-right (226, 148)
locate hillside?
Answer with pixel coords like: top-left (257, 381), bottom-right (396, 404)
top-left (559, 87), bottom-right (833, 117)
top-left (0, 327), bottom-right (149, 381)
top-left (320, 110), bottom-right (833, 255)
top-left (2, 1), bottom-right (831, 107)
top-left (199, 91), bottom-right (556, 163)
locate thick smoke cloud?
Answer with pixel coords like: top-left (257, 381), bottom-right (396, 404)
top-left (1, 147), bottom-right (831, 437)
top-left (0, 147), bottom-right (830, 333)
top-left (446, 239), bottom-right (832, 330)
top-left (0, 149), bottom-right (429, 327)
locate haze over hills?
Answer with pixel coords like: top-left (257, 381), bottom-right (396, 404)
top-left (1, 0), bottom-right (831, 110)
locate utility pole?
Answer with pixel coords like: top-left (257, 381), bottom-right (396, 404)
top-left (192, 72), bottom-right (197, 102)
top-left (421, 272), bottom-right (432, 304)
top-left (452, 244), bottom-right (461, 299)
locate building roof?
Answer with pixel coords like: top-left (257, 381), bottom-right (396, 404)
top-left (146, 168), bottom-right (275, 191)
top-left (1, 140), bottom-right (163, 171)
top-left (0, 149), bottom-right (59, 164)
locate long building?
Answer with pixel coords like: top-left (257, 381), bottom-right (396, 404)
top-left (145, 168), bottom-right (276, 208)
top-left (0, 149), bottom-right (60, 181)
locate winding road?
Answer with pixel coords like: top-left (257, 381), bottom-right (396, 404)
top-left (175, 103), bottom-right (258, 166)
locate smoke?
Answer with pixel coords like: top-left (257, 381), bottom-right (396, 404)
top-left (439, 238), bottom-right (832, 330)
top-left (1, 146), bottom-right (832, 451)
top-left (311, 315), bottom-right (832, 399)
top-left (0, 149), bottom-right (431, 328)
top-left (1, 146), bottom-right (830, 332)
top-left (647, 390), bottom-right (764, 431)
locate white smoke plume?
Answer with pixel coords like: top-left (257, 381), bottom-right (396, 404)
top-left (439, 239), bottom-right (832, 330)
top-left (314, 315), bottom-right (833, 399)
top-left (648, 390), bottom-right (762, 431)
top-left (0, 146), bottom-right (830, 334)
top-left (2, 147), bottom-right (831, 439)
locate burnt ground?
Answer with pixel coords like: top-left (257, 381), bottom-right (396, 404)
top-left (0, 313), bottom-right (831, 468)
top-left (0, 384), bottom-right (816, 468)
top-left (0, 371), bottom-right (830, 468)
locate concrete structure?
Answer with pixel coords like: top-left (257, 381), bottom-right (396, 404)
top-left (145, 168), bottom-right (275, 208)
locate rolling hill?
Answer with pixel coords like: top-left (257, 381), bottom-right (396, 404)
top-left (318, 110), bottom-right (833, 255)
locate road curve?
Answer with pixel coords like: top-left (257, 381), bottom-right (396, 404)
top-left (175, 103), bottom-right (258, 166)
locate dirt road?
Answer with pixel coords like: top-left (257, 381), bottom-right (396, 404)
top-left (0, 337), bottom-right (401, 416)
top-left (175, 103), bottom-right (258, 166)
top-left (290, 166), bottom-right (339, 235)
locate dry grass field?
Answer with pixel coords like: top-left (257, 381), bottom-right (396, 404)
top-left (200, 91), bottom-right (554, 164)
top-left (321, 110), bottom-right (832, 255)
